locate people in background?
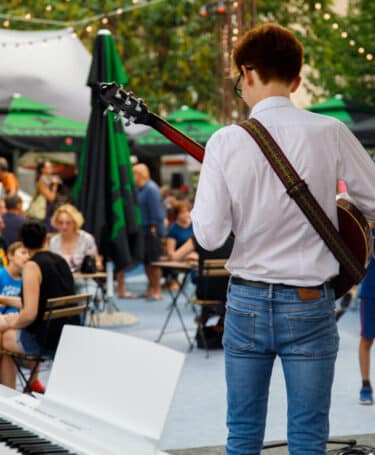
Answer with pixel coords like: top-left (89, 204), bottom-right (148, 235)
top-left (166, 201), bottom-right (193, 254)
top-left (0, 157), bottom-right (19, 196)
top-left (0, 242), bottom-right (28, 315)
top-left (0, 220), bottom-right (76, 389)
top-left (0, 198), bottom-right (7, 216)
top-left (0, 215), bottom-right (8, 267)
top-left (32, 160), bottom-right (61, 229)
top-left (49, 204), bottom-right (103, 273)
top-left (358, 223), bottom-right (375, 405)
top-left (165, 200), bottom-right (194, 290)
top-left (0, 241), bottom-right (45, 393)
top-left (133, 163), bottom-right (166, 300)
top-left (2, 194), bottom-right (26, 247)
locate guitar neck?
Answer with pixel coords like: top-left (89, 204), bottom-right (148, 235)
top-left (147, 113), bottom-right (204, 163)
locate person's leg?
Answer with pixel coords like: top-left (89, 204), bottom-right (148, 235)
top-left (0, 329), bottom-right (20, 388)
top-left (282, 355), bottom-right (336, 455)
top-left (149, 266), bottom-right (162, 299)
top-left (115, 270), bottom-right (136, 299)
top-left (224, 351), bottom-right (274, 455)
top-left (277, 287), bottom-right (338, 455)
top-left (223, 283), bottom-right (275, 455)
top-left (359, 336), bottom-right (373, 382)
top-left (144, 264), bottom-right (153, 297)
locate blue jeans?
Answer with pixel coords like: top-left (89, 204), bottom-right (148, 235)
top-left (223, 281), bottom-right (339, 455)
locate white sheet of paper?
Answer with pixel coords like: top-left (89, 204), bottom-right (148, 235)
top-left (45, 326), bottom-right (185, 448)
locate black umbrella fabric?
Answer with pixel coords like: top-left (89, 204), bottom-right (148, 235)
top-left (350, 117), bottom-right (375, 148)
top-left (73, 30), bottom-right (143, 270)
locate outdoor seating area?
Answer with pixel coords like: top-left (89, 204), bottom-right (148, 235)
top-left (0, 1), bottom-right (375, 454)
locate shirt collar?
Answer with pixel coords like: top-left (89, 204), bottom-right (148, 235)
top-left (250, 96), bottom-right (294, 117)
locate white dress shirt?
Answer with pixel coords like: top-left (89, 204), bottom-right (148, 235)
top-left (191, 97), bottom-right (375, 286)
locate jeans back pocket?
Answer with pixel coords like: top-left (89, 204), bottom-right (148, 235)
top-left (223, 306), bottom-right (256, 352)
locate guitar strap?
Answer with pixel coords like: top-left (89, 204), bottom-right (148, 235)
top-left (238, 118), bottom-right (366, 285)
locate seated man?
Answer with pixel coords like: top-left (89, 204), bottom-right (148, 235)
top-left (0, 220), bottom-right (78, 389)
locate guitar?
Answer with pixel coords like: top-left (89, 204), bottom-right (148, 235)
top-left (99, 81), bottom-right (373, 299)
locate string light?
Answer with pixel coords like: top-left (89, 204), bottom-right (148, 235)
top-left (314, 5), bottom-right (372, 64)
top-left (0, 0), bottom-right (164, 28)
top-left (101, 17), bottom-right (109, 25)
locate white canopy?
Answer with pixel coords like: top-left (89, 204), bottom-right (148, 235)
top-left (0, 28), bottom-right (91, 122)
top-left (0, 27), bottom-right (150, 138)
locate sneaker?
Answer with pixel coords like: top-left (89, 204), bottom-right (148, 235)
top-left (359, 386), bottom-right (373, 405)
top-left (30, 379), bottom-right (46, 394)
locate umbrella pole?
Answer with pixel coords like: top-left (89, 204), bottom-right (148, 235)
top-left (105, 261), bottom-right (119, 313)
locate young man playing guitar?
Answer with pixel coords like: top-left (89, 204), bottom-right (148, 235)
top-left (190, 23), bottom-right (375, 455)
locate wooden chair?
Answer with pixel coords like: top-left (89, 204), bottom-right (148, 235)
top-left (190, 258), bottom-right (230, 357)
top-left (0, 293), bottom-right (91, 394)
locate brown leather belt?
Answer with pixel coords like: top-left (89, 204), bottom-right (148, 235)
top-left (230, 276), bottom-right (326, 301)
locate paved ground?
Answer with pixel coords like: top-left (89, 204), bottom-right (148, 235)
top-left (167, 433), bottom-right (375, 454)
top-left (168, 434), bottom-right (375, 455)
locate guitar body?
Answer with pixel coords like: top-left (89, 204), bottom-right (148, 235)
top-left (99, 82), bottom-right (373, 300)
top-left (332, 198), bottom-right (373, 298)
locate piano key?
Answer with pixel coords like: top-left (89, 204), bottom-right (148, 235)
top-left (8, 436), bottom-right (50, 447)
top-left (0, 429), bottom-right (36, 440)
top-left (25, 445), bottom-right (72, 453)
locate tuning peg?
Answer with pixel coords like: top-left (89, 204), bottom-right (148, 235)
top-left (135, 98), bottom-right (144, 111)
top-left (103, 106), bottom-right (113, 116)
top-left (114, 88), bottom-right (123, 99)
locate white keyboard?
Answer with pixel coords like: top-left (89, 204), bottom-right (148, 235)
top-left (0, 385), bottom-right (169, 455)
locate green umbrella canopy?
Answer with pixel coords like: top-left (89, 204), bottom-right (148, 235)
top-left (306, 95), bottom-right (375, 125)
top-left (0, 93), bottom-right (86, 154)
top-left (137, 105), bottom-right (221, 149)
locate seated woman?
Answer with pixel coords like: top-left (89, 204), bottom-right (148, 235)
top-left (0, 220), bottom-right (77, 389)
top-left (49, 204), bottom-right (103, 273)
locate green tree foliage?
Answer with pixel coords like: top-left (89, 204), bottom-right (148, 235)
top-left (1, 0), bottom-right (374, 119)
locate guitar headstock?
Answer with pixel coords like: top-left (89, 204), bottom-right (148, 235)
top-left (99, 82), bottom-right (151, 126)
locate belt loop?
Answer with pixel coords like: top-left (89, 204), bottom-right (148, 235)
top-left (268, 284), bottom-right (273, 299)
top-left (323, 282), bottom-right (328, 298)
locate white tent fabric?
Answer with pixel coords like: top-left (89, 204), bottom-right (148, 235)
top-left (0, 27), bottom-right (150, 138)
top-left (0, 28), bottom-right (91, 122)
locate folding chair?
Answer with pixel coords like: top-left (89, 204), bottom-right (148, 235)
top-left (0, 293), bottom-right (91, 394)
top-left (191, 258), bottom-right (230, 357)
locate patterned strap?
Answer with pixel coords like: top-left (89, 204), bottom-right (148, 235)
top-left (239, 118), bottom-right (366, 284)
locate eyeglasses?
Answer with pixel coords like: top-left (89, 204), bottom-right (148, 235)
top-left (233, 66), bottom-right (254, 98)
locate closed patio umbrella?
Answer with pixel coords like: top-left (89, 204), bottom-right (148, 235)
top-left (73, 29), bottom-right (143, 273)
